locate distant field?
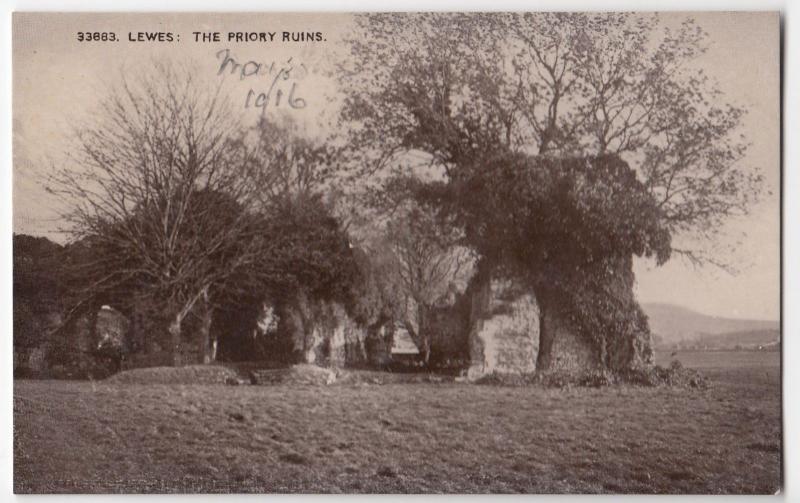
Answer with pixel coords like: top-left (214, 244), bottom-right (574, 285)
top-left (656, 350), bottom-right (781, 386)
top-left (14, 351), bottom-right (781, 494)
top-left (656, 349), bottom-right (780, 369)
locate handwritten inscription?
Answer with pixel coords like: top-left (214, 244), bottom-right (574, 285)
top-left (216, 49), bottom-right (308, 113)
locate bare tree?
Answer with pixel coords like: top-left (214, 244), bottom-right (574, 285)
top-left (49, 62), bottom-right (264, 364)
top-left (243, 116), bottom-right (340, 203)
top-left (386, 206), bottom-right (470, 364)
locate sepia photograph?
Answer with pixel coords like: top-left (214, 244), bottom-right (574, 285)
top-left (11, 10), bottom-right (780, 494)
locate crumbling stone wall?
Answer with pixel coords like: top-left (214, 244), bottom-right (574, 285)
top-left (466, 277), bottom-right (540, 379)
top-left (427, 295), bottom-right (471, 367)
top-left (121, 291), bottom-right (391, 369)
top-left (40, 306), bottom-right (132, 378)
top-left (14, 346), bottom-right (47, 377)
top-left (95, 306), bottom-right (129, 351)
top-left (299, 301), bottom-right (374, 368)
top-left (275, 292), bottom-right (392, 368)
top-left (13, 311), bottom-right (60, 377)
top-left (464, 273), bottom-right (600, 379)
top-left (327, 304), bottom-right (358, 367)
top-left (45, 312), bottom-right (96, 378)
top-left (363, 323), bottom-right (394, 367)
top-left (539, 306), bottom-right (598, 372)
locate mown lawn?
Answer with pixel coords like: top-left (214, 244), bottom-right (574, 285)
top-left (13, 351), bottom-right (781, 494)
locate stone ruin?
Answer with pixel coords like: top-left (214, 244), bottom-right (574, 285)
top-left (13, 311), bottom-right (61, 377)
top-left (17, 274), bottom-right (646, 380)
top-left (461, 277), bottom-right (598, 379)
top-left (13, 305), bottom-right (131, 379)
top-left (95, 306), bottom-right (130, 354)
top-left (269, 291), bottom-right (394, 368)
top-left (407, 273), bottom-right (606, 379)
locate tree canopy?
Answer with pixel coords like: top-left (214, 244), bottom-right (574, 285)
top-left (339, 13), bottom-right (761, 262)
top-left (48, 65), bottom-right (359, 364)
top-left (337, 13), bottom-right (761, 370)
top-left (393, 152), bottom-right (669, 369)
top-left (29, 14), bottom-right (765, 373)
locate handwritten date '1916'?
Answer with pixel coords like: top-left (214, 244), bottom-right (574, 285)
top-left (216, 48), bottom-right (308, 113)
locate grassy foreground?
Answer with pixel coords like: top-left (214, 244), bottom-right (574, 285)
top-left (14, 351), bottom-right (780, 494)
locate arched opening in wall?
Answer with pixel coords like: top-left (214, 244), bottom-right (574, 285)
top-left (93, 305), bottom-right (130, 373)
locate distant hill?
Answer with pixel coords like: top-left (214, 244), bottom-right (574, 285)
top-left (642, 303), bottom-right (780, 348)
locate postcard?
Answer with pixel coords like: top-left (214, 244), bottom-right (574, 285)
top-left (12, 12), bottom-right (780, 494)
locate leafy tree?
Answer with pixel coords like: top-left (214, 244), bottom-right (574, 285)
top-left (256, 192), bottom-right (359, 305)
top-left (339, 13), bottom-right (761, 262)
top-left (211, 192), bottom-right (359, 363)
top-left (407, 153), bottom-right (669, 370)
top-left (13, 234), bottom-right (66, 350)
top-left (338, 13), bottom-right (762, 370)
top-left (210, 118), bottom-right (360, 362)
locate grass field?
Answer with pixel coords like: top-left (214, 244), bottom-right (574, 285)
top-left (13, 350), bottom-right (781, 494)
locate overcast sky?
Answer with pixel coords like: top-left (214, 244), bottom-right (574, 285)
top-left (12, 12), bottom-right (780, 320)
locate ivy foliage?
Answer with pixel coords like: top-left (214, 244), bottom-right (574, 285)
top-left (402, 153), bottom-right (672, 370)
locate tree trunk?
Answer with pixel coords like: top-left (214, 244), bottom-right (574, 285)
top-left (168, 288), bottom-right (210, 366)
top-left (199, 291), bottom-right (215, 364)
top-left (466, 265), bottom-right (492, 378)
top-left (535, 295), bottom-right (554, 372)
top-left (169, 314), bottom-right (183, 366)
top-left (418, 303), bottom-right (431, 366)
top-left (210, 337), bottom-right (218, 363)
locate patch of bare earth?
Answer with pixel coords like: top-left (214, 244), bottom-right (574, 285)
top-left (13, 351), bottom-right (780, 494)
